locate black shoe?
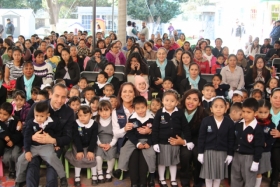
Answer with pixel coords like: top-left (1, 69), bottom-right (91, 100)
top-left (159, 180), bottom-right (168, 187)
top-left (74, 181), bottom-right (81, 187)
top-left (14, 182), bottom-right (26, 187)
top-left (270, 180), bottom-right (279, 187)
top-left (60, 177), bottom-right (68, 187)
top-left (113, 169), bottom-right (122, 178)
top-left (105, 173), bottom-right (113, 182)
top-left (148, 173), bottom-right (155, 187)
top-left (171, 181), bottom-right (178, 187)
top-left (9, 171), bottom-right (16, 179)
top-left (91, 175), bottom-right (98, 186)
top-left (98, 174), bottom-right (105, 183)
top-left (131, 185), bottom-right (138, 187)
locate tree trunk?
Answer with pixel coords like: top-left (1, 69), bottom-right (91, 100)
top-left (46, 0), bottom-right (61, 31)
top-left (118, 0), bottom-right (127, 45)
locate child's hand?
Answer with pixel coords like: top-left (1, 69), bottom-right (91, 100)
top-left (16, 121), bottom-right (22, 131)
top-left (25, 152), bottom-right (32, 162)
top-left (103, 144), bottom-right (111, 151)
top-left (137, 143), bottom-right (144, 149)
top-left (7, 141), bottom-right (13, 147)
top-left (54, 146), bottom-right (60, 151)
top-left (4, 136), bottom-right (10, 142)
top-left (76, 152), bottom-right (84, 160)
top-left (144, 143), bottom-right (150, 149)
top-left (99, 144), bottom-right (105, 148)
top-left (87, 152), bottom-right (95, 161)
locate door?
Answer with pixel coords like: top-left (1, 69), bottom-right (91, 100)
top-left (2, 14), bottom-right (20, 38)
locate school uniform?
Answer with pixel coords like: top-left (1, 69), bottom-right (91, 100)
top-left (256, 115), bottom-right (275, 174)
top-left (16, 117), bottom-right (66, 183)
top-left (81, 98), bottom-right (90, 106)
top-left (152, 107), bottom-right (191, 166)
top-left (202, 97), bottom-right (212, 115)
top-left (198, 116), bottom-right (235, 179)
top-left (215, 84), bottom-right (230, 97)
top-left (231, 119), bottom-right (265, 187)
top-left (179, 77), bottom-right (207, 96)
top-left (270, 116), bottom-right (280, 186)
top-left (1, 117), bottom-right (23, 173)
top-left (91, 111), bottom-right (98, 120)
top-left (95, 117), bottom-right (117, 161)
top-left (118, 111), bottom-right (156, 173)
top-left (65, 119), bottom-right (98, 168)
top-left (93, 82), bottom-right (107, 96)
top-left (0, 85), bottom-right (7, 106)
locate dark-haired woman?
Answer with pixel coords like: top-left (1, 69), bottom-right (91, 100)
top-left (168, 89), bottom-right (208, 187)
top-left (245, 56), bottom-right (271, 88)
top-left (55, 48), bottom-right (80, 87)
top-left (143, 42), bottom-right (157, 60)
top-left (54, 43), bottom-right (64, 57)
top-left (176, 51), bottom-right (193, 90)
top-left (104, 63), bottom-right (120, 95)
top-left (77, 39), bottom-right (90, 58)
top-left (125, 52), bottom-right (148, 76)
top-left (96, 39), bottom-right (107, 56)
top-left (70, 45), bottom-right (85, 72)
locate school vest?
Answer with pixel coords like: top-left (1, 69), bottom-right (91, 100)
top-left (115, 105), bottom-right (127, 153)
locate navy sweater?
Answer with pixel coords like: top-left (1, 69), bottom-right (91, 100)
top-left (256, 116), bottom-right (276, 152)
top-left (152, 108), bottom-right (191, 145)
top-left (198, 116), bottom-right (235, 155)
top-left (24, 118), bottom-right (56, 152)
top-left (234, 120), bottom-right (264, 162)
top-left (0, 117), bottom-right (23, 147)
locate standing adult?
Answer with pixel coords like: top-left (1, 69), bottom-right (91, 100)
top-left (5, 18), bottom-right (15, 37)
top-left (126, 21), bottom-right (137, 39)
top-left (140, 22), bottom-right (149, 42)
top-left (15, 84), bottom-right (75, 187)
top-left (270, 20), bottom-right (280, 45)
top-left (168, 23), bottom-right (174, 36)
top-left (212, 38), bottom-right (223, 57)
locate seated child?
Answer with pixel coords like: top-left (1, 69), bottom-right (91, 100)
top-left (114, 96), bottom-right (156, 185)
top-left (95, 100), bottom-right (117, 183)
top-left (149, 98), bottom-right (162, 117)
top-left (0, 102), bottom-right (23, 179)
top-left (42, 86), bottom-right (52, 97)
top-left (228, 102), bottom-right (243, 123)
top-left (135, 75), bottom-right (149, 100)
top-left (36, 90), bottom-right (49, 102)
top-left (101, 84), bottom-right (115, 101)
top-left (55, 79), bottom-right (66, 85)
top-left (203, 46), bottom-right (217, 70)
top-left (68, 96), bottom-right (81, 118)
top-left (81, 87), bottom-right (96, 105)
top-left (64, 105), bottom-right (98, 187)
top-left (211, 54), bottom-right (225, 74)
top-left (158, 77), bottom-right (173, 99)
top-left (15, 102), bottom-right (67, 187)
top-left (253, 81), bottom-right (265, 93)
top-left (27, 87), bottom-right (39, 106)
top-left (202, 83), bottom-right (215, 114)
top-left (231, 98), bottom-right (264, 187)
top-left (69, 87), bottom-right (80, 98)
top-left (109, 95), bottom-right (118, 110)
top-left (240, 88), bottom-right (249, 101)
top-left (229, 90), bottom-right (243, 103)
top-left (250, 89), bottom-right (263, 101)
top-left (12, 90), bottom-right (31, 123)
top-left (76, 77), bottom-right (88, 93)
top-left (93, 71), bottom-right (108, 96)
top-left (90, 96), bottom-right (99, 120)
top-left (212, 74), bottom-right (229, 97)
top-left (265, 78), bottom-right (278, 100)
top-left (0, 68), bottom-right (7, 106)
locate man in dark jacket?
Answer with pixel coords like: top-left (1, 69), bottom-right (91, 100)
top-left (85, 49), bottom-right (107, 71)
top-left (265, 40), bottom-right (280, 62)
top-left (163, 39), bottom-right (175, 60)
top-left (5, 18), bottom-right (15, 37)
top-left (270, 20), bottom-right (280, 45)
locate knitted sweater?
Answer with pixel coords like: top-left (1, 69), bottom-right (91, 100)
top-left (33, 62), bottom-right (54, 85)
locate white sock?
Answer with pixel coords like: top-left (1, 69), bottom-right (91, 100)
top-left (255, 177), bottom-right (262, 187)
top-left (213, 179), bottom-right (221, 187)
top-left (96, 156), bottom-right (103, 172)
top-left (106, 158), bottom-right (115, 178)
top-left (74, 167), bottom-right (81, 181)
top-left (169, 165), bottom-right (177, 184)
top-left (158, 165), bottom-right (166, 184)
top-left (91, 167), bottom-right (97, 180)
top-left (205, 179), bottom-right (213, 187)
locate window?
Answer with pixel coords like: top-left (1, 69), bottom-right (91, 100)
top-left (82, 15), bottom-right (93, 31)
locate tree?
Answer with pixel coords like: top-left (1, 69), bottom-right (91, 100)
top-left (127, 0), bottom-right (185, 34)
top-left (0, 0), bottom-right (42, 12)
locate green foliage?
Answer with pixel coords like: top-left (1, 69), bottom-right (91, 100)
top-left (0, 0), bottom-right (42, 12)
top-left (127, 0), bottom-right (182, 23)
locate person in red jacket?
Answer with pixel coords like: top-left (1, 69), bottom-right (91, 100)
top-left (193, 49), bottom-right (210, 73)
top-left (211, 54), bottom-right (225, 74)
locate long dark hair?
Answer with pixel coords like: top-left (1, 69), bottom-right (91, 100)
top-left (11, 47), bottom-right (24, 66)
top-left (252, 56), bottom-right (268, 81)
top-left (57, 48), bottom-right (74, 69)
top-left (54, 43), bottom-right (65, 56)
top-left (177, 51), bottom-right (193, 76)
top-left (116, 82), bottom-right (139, 109)
top-left (125, 52), bottom-right (148, 75)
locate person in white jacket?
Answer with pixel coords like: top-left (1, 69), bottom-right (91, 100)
top-left (245, 38), bottom-right (261, 59)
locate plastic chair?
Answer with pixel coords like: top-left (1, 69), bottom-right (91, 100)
top-left (115, 65), bottom-right (125, 73)
top-left (80, 71), bottom-right (99, 83)
top-left (0, 157), bottom-right (4, 177)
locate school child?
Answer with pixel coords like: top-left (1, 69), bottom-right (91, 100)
top-left (69, 87), bottom-right (80, 98)
top-left (212, 74), bottom-right (229, 97)
top-left (255, 99), bottom-right (276, 187)
top-left (150, 98), bottom-right (162, 117)
top-left (0, 102), bottom-right (23, 179)
top-left (33, 50), bottom-right (54, 85)
top-left (109, 95), bottom-right (118, 110)
top-left (229, 90), bottom-right (243, 103)
top-left (15, 102), bottom-right (68, 187)
top-left (64, 105), bottom-right (98, 187)
top-left (157, 77), bottom-right (174, 99)
top-left (114, 96), bottom-right (156, 186)
top-left (76, 77), bottom-right (88, 93)
top-left (204, 46), bottom-right (217, 69)
top-left (0, 68), bottom-right (8, 106)
top-left (240, 88), bottom-right (249, 101)
top-left (95, 100), bottom-right (117, 183)
top-left (90, 96), bottom-right (99, 120)
top-left (42, 85), bottom-right (52, 97)
top-left (211, 54), bottom-right (225, 74)
top-left (250, 89), bottom-right (263, 101)
top-left (27, 87), bottom-right (40, 106)
top-left (12, 90), bottom-right (31, 123)
top-left (231, 98), bottom-right (265, 187)
top-left (93, 71), bottom-right (108, 96)
top-left (253, 81), bottom-right (265, 93)
top-left (228, 102), bottom-right (243, 123)
top-left (54, 78), bottom-right (66, 85)
top-left (198, 97), bottom-right (235, 187)
top-left (202, 83), bottom-right (215, 114)
top-left (101, 84), bottom-right (114, 101)
top-left (36, 90), bottom-right (49, 102)
top-left (265, 77), bottom-right (278, 100)
top-left (81, 87), bottom-right (96, 105)
top-left (135, 75), bottom-right (150, 100)
top-left (68, 96), bottom-right (81, 118)
top-left (152, 90), bottom-right (192, 187)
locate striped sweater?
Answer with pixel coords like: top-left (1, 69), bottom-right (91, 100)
top-left (32, 62), bottom-right (54, 85)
